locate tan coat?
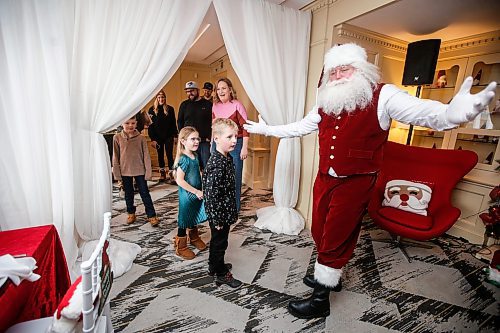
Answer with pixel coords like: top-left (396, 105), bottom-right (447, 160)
top-left (112, 130), bottom-right (152, 180)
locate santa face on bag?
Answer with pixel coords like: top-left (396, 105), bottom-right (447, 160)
top-left (383, 180), bottom-right (432, 216)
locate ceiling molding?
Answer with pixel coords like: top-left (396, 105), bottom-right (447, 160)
top-left (203, 45), bottom-right (226, 62)
top-left (338, 24), bottom-right (500, 56)
top-left (337, 23), bottom-right (408, 53)
top-left (180, 62), bottom-right (211, 70)
top-left (440, 30), bottom-right (500, 53)
top-left (303, 0), bottom-right (338, 12)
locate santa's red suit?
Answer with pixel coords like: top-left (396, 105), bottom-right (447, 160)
top-left (244, 43), bottom-right (497, 319)
top-left (313, 83), bottom-right (387, 271)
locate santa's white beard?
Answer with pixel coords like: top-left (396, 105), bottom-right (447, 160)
top-left (317, 71), bottom-right (375, 115)
top-left (384, 195), bottom-right (430, 216)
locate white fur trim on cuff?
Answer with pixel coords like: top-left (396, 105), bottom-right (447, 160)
top-left (314, 261), bottom-right (342, 288)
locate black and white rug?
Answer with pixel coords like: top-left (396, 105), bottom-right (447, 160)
top-left (109, 181), bottom-right (499, 332)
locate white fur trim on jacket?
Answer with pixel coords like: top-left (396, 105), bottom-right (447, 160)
top-left (314, 261), bottom-right (342, 288)
top-left (324, 43), bottom-right (367, 71)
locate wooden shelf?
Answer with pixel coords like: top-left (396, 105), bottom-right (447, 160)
top-left (456, 138), bottom-right (498, 145)
top-left (423, 86), bottom-right (456, 90)
top-left (414, 134), bottom-right (445, 139)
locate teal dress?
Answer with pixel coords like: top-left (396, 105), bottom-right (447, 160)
top-left (177, 154), bottom-right (207, 228)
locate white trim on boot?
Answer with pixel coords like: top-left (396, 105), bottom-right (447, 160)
top-left (314, 261), bottom-right (342, 288)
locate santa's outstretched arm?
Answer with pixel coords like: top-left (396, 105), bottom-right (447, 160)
top-left (243, 106), bottom-right (321, 138)
top-left (380, 77), bottom-right (497, 131)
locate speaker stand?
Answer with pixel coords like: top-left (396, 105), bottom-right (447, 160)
top-left (405, 85), bottom-right (422, 145)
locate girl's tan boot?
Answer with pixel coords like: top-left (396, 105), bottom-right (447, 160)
top-left (174, 236), bottom-right (195, 260)
top-left (188, 228), bottom-right (207, 251)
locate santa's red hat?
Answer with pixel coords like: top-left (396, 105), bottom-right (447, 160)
top-left (324, 43), bottom-right (367, 71)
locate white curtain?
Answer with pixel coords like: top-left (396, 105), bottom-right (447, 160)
top-left (0, 0), bottom-right (77, 264)
top-left (0, 0), bottom-right (211, 276)
top-left (213, 0), bottom-right (311, 235)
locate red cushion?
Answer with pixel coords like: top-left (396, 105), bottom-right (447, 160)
top-left (378, 207), bottom-right (433, 231)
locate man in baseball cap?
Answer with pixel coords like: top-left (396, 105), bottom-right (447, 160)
top-left (184, 81), bottom-right (199, 90)
top-left (178, 80), bottom-right (213, 169)
top-left (202, 82), bottom-right (214, 102)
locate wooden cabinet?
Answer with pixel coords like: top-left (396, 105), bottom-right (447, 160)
top-left (444, 53), bottom-right (500, 178)
top-left (444, 55), bottom-right (500, 244)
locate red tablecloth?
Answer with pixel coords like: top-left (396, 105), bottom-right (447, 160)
top-left (0, 225), bottom-right (71, 332)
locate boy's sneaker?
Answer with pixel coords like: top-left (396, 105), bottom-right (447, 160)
top-left (208, 263), bottom-right (233, 276)
top-left (148, 216), bottom-right (159, 227)
top-left (215, 272), bottom-right (242, 289)
top-left (127, 213), bottom-right (136, 224)
top-left (167, 170), bottom-right (177, 185)
top-left (159, 169), bottom-right (166, 182)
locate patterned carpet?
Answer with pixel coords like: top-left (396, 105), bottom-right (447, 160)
top-left (109, 179), bottom-right (499, 333)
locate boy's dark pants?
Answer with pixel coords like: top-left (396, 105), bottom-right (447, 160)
top-left (122, 175), bottom-right (156, 218)
top-left (209, 224), bottom-right (230, 276)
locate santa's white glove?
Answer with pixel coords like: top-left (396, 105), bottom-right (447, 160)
top-left (244, 115), bottom-right (270, 136)
top-left (244, 110), bottom-right (320, 138)
top-left (446, 77), bottom-right (497, 125)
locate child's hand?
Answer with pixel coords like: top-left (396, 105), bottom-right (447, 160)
top-left (195, 190), bottom-right (203, 200)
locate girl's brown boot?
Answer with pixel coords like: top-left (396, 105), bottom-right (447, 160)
top-left (188, 228), bottom-right (207, 251)
top-left (173, 236), bottom-right (195, 260)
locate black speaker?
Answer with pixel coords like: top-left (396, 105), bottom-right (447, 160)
top-left (402, 39), bottom-right (441, 86)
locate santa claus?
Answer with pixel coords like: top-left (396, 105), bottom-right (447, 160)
top-left (244, 43), bottom-right (497, 319)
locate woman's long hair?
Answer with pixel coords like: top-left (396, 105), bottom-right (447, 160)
top-left (153, 90), bottom-right (167, 115)
top-left (174, 126), bottom-right (199, 167)
top-left (213, 77), bottom-right (238, 104)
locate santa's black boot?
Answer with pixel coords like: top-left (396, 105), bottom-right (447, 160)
top-left (303, 274), bottom-right (342, 292)
top-left (287, 283), bottom-right (331, 319)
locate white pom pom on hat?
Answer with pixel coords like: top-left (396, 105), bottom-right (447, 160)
top-left (323, 43), bottom-right (367, 71)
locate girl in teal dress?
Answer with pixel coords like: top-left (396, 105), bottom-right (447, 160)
top-left (173, 126), bottom-right (208, 260)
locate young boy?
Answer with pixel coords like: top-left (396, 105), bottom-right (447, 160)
top-left (203, 118), bottom-right (242, 288)
top-left (112, 115), bottom-right (159, 227)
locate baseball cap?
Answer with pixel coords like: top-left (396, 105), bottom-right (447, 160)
top-left (184, 81), bottom-right (199, 90)
top-left (203, 82), bottom-right (213, 90)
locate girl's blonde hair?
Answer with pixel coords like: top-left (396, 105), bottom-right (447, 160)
top-left (174, 126), bottom-right (199, 167)
top-left (153, 90), bottom-right (168, 115)
top-left (213, 78), bottom-right (237, 104)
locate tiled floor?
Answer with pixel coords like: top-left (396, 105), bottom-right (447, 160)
top-left (109, 181), bottom-right (499, 332)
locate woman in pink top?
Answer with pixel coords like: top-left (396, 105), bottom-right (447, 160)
top-left (212, 77), bottom-right (249, 212)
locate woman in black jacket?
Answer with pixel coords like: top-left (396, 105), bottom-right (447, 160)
top-left (148, 90), bottom-right (178, 181)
